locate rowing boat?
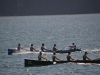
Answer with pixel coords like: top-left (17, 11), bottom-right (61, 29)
top-left (8, 48), bottom-right (81, 55)
top-left (24, 59), bottom-right (100, 67)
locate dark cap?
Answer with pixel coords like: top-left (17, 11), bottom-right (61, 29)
top-left (39, 51), bottom-right (42, 55)
top-left (68, 51), bottom-right (71, 54)
top-left (85, 52), bottom-right (88, 54)
top-left (42, 43), bottom-right (44, 46)
top-left (54, 44), bottom-right (56, 46)
top-left (31, 44), bottom-right (33, 46)
top-left (53, 51), bottom-right (56, 55)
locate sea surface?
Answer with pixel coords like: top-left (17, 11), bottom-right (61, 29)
top-left (0, 14), bottom-right (100, 75)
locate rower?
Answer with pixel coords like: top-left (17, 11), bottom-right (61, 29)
top-left (53, 44), bottom-right (61, 52)
top-left (83, 52), bottom-right (92, 61)
top-left (41, 43), bottom-right (50, 52)
top-left (30, 44), bottom-right (39, 52)
top-left (17, 43), bottom-right (23, 51)
top-left (69, 43), bottom-right (77, 50)
top-left (38, 51), bottom-right (49, 61)
top-left (67, 51), bottom-right (77, 61)
top-left (52, 52), bottom-right (62, 62)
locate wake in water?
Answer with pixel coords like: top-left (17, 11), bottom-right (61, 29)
top-left (77, 63), bottom-right (100, 66)
top-left (83, 49), bottom-right (100, 53)
top-left (12, 48), bottom-right (53, 55)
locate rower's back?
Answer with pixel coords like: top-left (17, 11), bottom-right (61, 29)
top-left (83, 52), bottom-right (88, 61)
top-left (52, 52), bottom-right (56, 62)
top-left (53, 44), bottom-right (57, 51)
top-left (17, 44), bottom-right (21, 51)
top-left (67, 52), bottom-right (71, 61)
top-left (41, 43), bottom-right (45, 51)
top-left (38, 52), bottom-right (42, 61)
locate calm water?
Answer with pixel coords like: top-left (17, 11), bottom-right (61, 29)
top-left (0, 14), bottom-right (100, 75)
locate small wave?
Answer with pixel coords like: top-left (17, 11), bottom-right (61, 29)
top-left (13, 49), bottom-right (52, 55)
top-left (77, 63), bottom-right (100, 66)
top-left (83, 49), bottom-right (100, 53)
top-left (0, 65), bottom-right (10, 68)
top-left (77, 63), bottom-right (91, 65)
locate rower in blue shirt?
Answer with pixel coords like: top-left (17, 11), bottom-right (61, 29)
top-left (53, 44), bottom-right (61, 52)
top-left (17, 43), bottom-right (23, 51)
top-left (17, 43), bottom-right (28, 51)
top-left (30, 44), bottom-right (39, 52)
top-left (41, 43), bottom-right (50, 52)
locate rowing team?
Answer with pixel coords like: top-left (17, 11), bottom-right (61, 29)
top-left (38, 51), bottom-right (100, 62)
top-left (17, 43), bottom-right (77, 52)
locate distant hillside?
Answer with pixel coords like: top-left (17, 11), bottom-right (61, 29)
top-left (0, 0), bottom-right (100, 16)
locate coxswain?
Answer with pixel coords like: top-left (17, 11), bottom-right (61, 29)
top-left (30, 44), bottom-right (39, 52)
top-left (41, 43), bottom-right (50, 52)
top-left (83, 52), bottom-right (92, 61)
top-left (67, 51), bottom-right (77, 61)
top-left (38, 51), bottom-right (50, 61)
top-left (52, 52), bottom-right (62, 62)
top-left (53, 44), bottom-right (61, 52)
top-left (69, 43), bottom-right (77, 50)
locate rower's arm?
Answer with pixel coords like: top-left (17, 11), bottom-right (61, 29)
top-left (33, 48), bottom-right (39, 52)
top-left (55, 47), bottom-right (61, 51)
top-left (55, 56), bottom-right (62, 61)
top-left (20, 47), bottom-right (23, 49)
top-left (41, 56), bottom-right (50, 61)
top-left (69, 45), bottom-right (76, 48)
top-left (86, 56), bottom-right (92, 60)
top-left (45, 48), bottom-right (50, 51)
top-left (69, 46), bottom-right (73, 47)
top-left (43, 47), bottom-right (50, 51)
top-left (70, 56), bottom-right (77, 61)
top-left (55, 47), bottom-right (59, 50)
top-left (21, 47), bottom-right (28, 51)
